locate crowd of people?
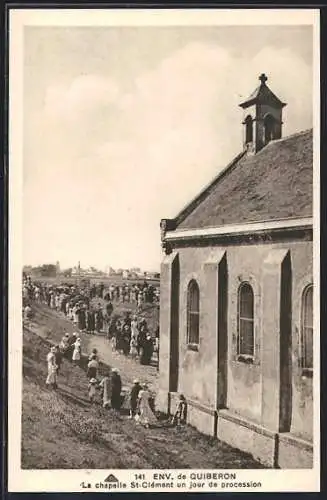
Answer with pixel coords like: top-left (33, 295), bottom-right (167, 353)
top-left (24, 274), bottom-right (187, 430)
top-left (108, 312), bottom-right (158, 365)
top-left (45, 334), bottom-right (164, 428)
top-left (23, 275), bottom-right (160, 307)
top-left (22, 274), bottom-right (159, 366)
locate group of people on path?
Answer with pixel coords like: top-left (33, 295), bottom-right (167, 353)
top-left (45, 331), bottom-right (83, 389)
top-left (22, 275), bottom-right (159, 368)
top-left (22, 274), bottom-right (160, 312)
top-left (95, 281), bottom-right (160, 306)
top-left (89, 374), bottom-right (158, 428)
top-left (108, 312), bottom-right (158, 366)
top-left (45, 334), bottom-right (161, 429)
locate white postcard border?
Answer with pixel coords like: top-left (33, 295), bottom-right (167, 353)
top-left (8, 7), bottom-right (320, 493)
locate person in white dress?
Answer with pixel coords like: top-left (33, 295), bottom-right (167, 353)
top-left (131, 316), bottom-right (139, 340)
top-left (136, 384), bottom-right (157, 428)
top-left (72, 338), bottom-right (81, 365)
top-left (46, 346), bottom-right (58, 389)
top-left (129, 337), bottom-right (138, 360)
top-left (73, 306), bottom-right (79, 326)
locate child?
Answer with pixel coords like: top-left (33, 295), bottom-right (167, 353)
top-left (129, 379), bottom-right (141, 419)
top-left (172, 394), bottom-right (187, 426)
top-left (88, 378), bottom-right (98, 403)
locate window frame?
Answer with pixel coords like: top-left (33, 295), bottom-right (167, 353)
top-left (300, 284), bottom-right (313, 377)
top-left (237, 281), bottom-right (255, 363)
top-left (186, 279), bottom-right (200, 350)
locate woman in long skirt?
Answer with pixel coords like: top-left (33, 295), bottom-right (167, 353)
top-left (129, 337), bottom-right (138, 360)
top-left (95, 310), bottom-right (103, 333)
top-left (72, 338), bottom-right (82, 365)
top-left (137, 384), bottom-right (157, 428)
top-left (99, 369), bottom-right (112, 408)
top-left (46, 346), bottom-right (58, 389)
top-left (111, 368), bottom-right (122, 410)
top-left (78, 308), bottom-right (86, 331)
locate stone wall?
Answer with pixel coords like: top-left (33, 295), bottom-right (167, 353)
top-left (158, 238), bottom-right (313, 445)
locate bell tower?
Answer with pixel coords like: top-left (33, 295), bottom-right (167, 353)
top-left (239, 74), bottom-right (287, 154)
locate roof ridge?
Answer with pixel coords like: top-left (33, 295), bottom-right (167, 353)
top-left (267, 128), bottom-right (313, 145)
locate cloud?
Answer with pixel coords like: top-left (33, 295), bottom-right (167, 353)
top-left (44, 74), bottom-right (120, 120)
top-left (24, 41), bottom-right (313, 269)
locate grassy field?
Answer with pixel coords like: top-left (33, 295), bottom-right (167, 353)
top-left (21, 305), bottom-right (265, 470)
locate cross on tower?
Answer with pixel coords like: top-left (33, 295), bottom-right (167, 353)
top-left (259, 73), bottom-right (268, 84)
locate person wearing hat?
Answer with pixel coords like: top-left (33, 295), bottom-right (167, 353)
top-left (140, 334), bottom-right (154, 365)
top-left (46, 346), bottom-right (58, 389)
top-left (137, 383), bottom-right (157, 428)
top-left (111, 368), bottom-right (122, 410)
top-left (129, 379), bottom-right (141, 419)
top-left (88, 378), bottom-right (98, 403)
top-left (72, 337), bottom-right (81, 365)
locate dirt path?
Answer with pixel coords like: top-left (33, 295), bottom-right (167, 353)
top-left (22, 323), bottom-right (265, 469)
top-left (27, 303), bottom-right (158, 392)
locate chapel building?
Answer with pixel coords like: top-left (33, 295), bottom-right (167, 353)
top-left (157, 74), bottom-right (314, 468)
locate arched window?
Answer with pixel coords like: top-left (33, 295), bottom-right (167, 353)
top-left (237, 283), bottom-right (254, 359)
top-left (187, 280), bottom-right (200, 345)
top-left (245, 115), bottom-right (253, 143)
top-left (264, 114), bottom-right (275, 144)
top-left (301, 285), bottom-right (313, 372)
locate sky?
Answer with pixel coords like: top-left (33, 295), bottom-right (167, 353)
top-left (23, 24), bottom-right (313, 271)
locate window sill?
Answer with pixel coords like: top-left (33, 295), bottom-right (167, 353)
top-left (187, 343), bottom-right (199, 352)
top-left (237, 355), bottom-right (254, 364)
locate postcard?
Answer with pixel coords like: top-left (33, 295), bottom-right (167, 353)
top-left (7, 7), bottom-right (320, 493)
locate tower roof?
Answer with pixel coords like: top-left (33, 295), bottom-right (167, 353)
top-left (239, 73), bottom-right (287, 109)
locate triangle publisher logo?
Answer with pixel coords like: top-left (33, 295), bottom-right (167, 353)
top-left (104, 473), bottom-right (119, 483)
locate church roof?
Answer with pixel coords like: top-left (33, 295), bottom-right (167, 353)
top-left (239, 81), bottom-right (287, 109)
top-left (174, 129), bottom-right (313, 230)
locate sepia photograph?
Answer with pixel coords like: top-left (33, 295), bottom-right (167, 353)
top-left (8, 7), bottom-right (320, 493)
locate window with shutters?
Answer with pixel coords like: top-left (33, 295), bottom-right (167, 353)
top-left (300, 284), bottom-right (313, 375)
top-left (237, 282), bottom-right (254, 361)
top-left (187, 280), bottom-right (200, 348)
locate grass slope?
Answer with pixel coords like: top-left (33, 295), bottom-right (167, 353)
top-left (22, 325), bottom-right (265, 469)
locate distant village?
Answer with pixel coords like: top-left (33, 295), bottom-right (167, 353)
top-left (23, 262), bottom-right (160, 280)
